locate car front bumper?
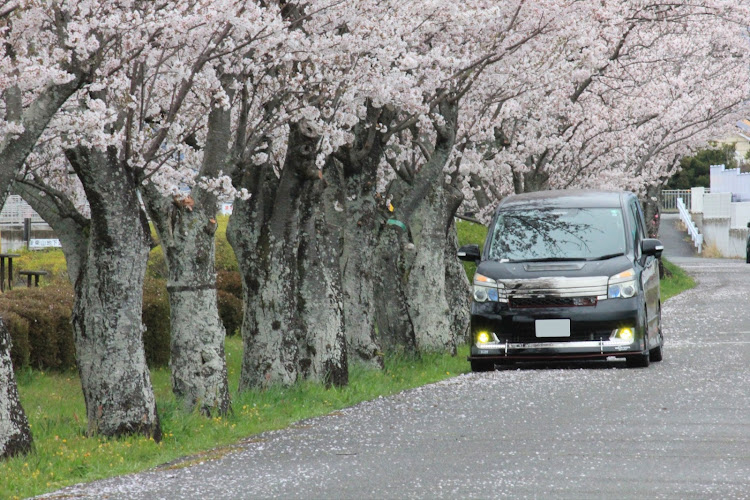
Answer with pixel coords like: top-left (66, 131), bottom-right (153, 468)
top-left (468, 296), bottom-right (646, 361)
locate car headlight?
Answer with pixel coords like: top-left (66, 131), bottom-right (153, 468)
top-left (608, 268), bottom-right (637, 299)
top-left (473, 273), bottom-right (504, 302)
top-left (475, 331), bottom-right (492, 344)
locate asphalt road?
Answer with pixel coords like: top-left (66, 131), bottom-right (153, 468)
top-left (42, 246), bottom-right (750, 499)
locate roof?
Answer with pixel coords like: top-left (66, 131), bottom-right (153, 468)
top-left (496, 189), bottom-right (629, 211)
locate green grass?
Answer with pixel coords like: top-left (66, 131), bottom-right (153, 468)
top-left (660, 257), bottom-right (696, 301)
top-left (2, 339), bottom-right (470, 499)
top-left (456, 219), bottom-right (488, 281)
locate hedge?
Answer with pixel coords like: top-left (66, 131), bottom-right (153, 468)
top-left (1, 272), bottom-right (244, 372)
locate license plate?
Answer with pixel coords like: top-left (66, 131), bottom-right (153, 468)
top-left (535, 319), bottom-right (571, 338)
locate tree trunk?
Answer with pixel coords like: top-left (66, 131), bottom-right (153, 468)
top-left (160, 211), bottom-right (230, 416)
top-left (296, 161), bottom-right (348, 386)
top-left (403, 179), bottom-right (456, 353)
top-left (443, 188), bottom-right (471, 345)
top-left (373, 216), bottom-right (418, 356)
top-left (340, 200), bottom-right (382, 367)
top-left (229, 122), bottom-right (349, 389)
top-left (0, 319), bottom-right (32, 458)
top-left (67, 146), bottom-right (161, 440)
top-left (141, 93), bottom-right (232, 416)
top-left (228, 124), bottom-right (309, 389)
top-left (373, 100), bottom-right (461, 355)
top-left (643, 183), bottom-right (662, 238)
top-left (335, 103), bottom-right (397, 367)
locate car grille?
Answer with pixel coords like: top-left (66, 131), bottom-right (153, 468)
top-left (495, 327), bottom-right (612, 343)
top-left (500, 276), bottom-right (608, 304)
top-left (509, 296), bottom-right (597, 308)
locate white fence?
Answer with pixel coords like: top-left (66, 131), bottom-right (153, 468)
top-left (710, 164), bottom-right (750, 201)
top-left (677, 198), bottom-right (703, 253)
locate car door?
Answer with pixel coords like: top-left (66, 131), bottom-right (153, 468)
top-left (630, 199), bottom-right (659, 347)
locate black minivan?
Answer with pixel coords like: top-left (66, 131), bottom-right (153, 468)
top-left (458, 190), bottom-right (664, 371)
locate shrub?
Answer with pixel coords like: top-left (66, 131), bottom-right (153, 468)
top-left (216, 270), bottom-right (242, 299)
top-left (0, 284), bottom-right (75, 370)
top-left (0, 255), bottom-right (244, 370)
top-left (3, 311), bottom-right (30, 369)
top-left (141, 278), bottom-right (171, 367)
top-left (217, 289), bottom-right (243, 336)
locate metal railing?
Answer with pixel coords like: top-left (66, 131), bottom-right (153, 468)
top-left (0, 195), bottom-right (45, 225)
top-left (661, 188), bottom-right (710, 213)
top-left (677, 197), bottom-right (702, 253)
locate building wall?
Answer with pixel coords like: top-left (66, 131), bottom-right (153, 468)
top-left (730, 202), bottom-right (750, 229)
top-left (702, 192), bottom-right (732, 218)
top-left (710, 164), bottom-right (750, 201)
top-left (717, 133), bottom-right (750, 162)
top-left (691, 191), bottom-right (748, 258)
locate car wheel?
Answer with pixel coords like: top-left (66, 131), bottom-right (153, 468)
top-left (626, 349), bottom-right (650, 368)
top-left (650, 306), bottom-right (664, 362)
top-left (626, 325), bottom-right (650, 368)
top-left (470, 360), bottom-right (495, 372)
top-left (746, 252), bottom-right (750, 264)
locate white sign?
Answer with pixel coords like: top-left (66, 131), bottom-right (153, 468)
top-left (29, 239), bottom-right (61, 249)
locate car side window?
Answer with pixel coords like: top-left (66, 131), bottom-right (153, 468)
top-left (629, 201), bottom-right (643, 258)
top-left (634, 200), bottom-right (648, 237)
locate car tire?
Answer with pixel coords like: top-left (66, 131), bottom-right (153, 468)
top-left (470, 360), bottom-right (495, 372)
top-left (627, 320), bottom-right (650, 368)
top-left (746, 252), bottom-right (750, 264)
top-left (626, 346), bottom-right (650, 368)
top-left (649, 342), bottom-right (663, 363)
top-left (650, 306), bottom-right (664, 362)
top-left (626, 350), bottom-right (650, 368)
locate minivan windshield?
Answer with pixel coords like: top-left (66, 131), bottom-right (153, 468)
top-left (487, 207), bottom-right (627, 262)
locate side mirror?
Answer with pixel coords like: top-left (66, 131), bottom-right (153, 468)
top-left (641, 238), bottom-right (664, 258)
top-left (458, 244), bottom-right (481, 263)
top-left (746, 222), bottom-right (750, 228)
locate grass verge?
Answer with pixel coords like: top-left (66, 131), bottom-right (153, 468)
top-left (660, 257), bottom-right (696, 301)
top-left (2, 339), bottom-right (470, 499)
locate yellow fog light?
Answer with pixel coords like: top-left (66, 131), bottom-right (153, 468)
top-left (476, 331), bottom-right (491, 344)
top-left (616, 327), bottom-right (634, 342)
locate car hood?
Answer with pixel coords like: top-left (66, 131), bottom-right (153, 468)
top-left (476, 255), bottom-right (634, 281)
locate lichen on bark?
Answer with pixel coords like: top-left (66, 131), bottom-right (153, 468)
top-left (0, 320), bottom-right (32, 459)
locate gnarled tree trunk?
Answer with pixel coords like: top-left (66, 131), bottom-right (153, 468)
top-left (229, 123), bottom-right (348, 389)
top-left (157, 207), bottom-right (230, 416)
top-left (66, 146), bottom-right (160, 440)
top-left (141, 94), bottom-right (232, 416)
top-left (443, 187), bottom-right (471, 344)
top-left (0, 320), bottom-right (32, 458)
top-left (296, 161), bottom-right (347, 385)
top-left (642, 183), bottom-right (662, 238)
top-left (374, 100), bottom-right (461, 355)
top-left (337, 105), bottom-right (395, 367)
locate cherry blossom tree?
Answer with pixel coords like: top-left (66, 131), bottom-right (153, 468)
top-left (0, 0), bottom-right (125, 456)
top-left (13, 0), bottom-right (270, 437)
top-left (459, 1), bottom-right (750, 226)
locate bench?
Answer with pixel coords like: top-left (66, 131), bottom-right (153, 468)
top-left (18, 270), bottom-right (48, 288)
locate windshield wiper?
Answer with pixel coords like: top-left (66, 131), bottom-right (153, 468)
top-left (587, 252), bottom-right (625, 261)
